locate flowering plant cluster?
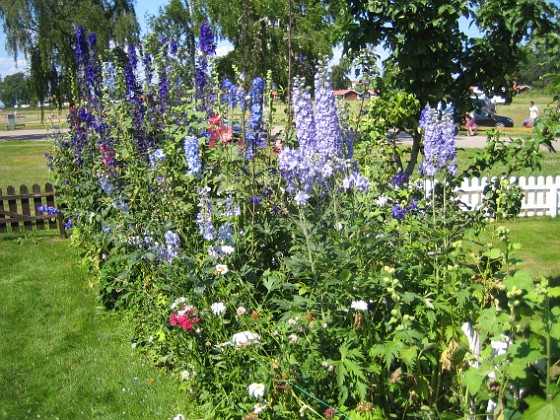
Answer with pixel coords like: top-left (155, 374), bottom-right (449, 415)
top-left (48, 24), bottom-right (559, 420)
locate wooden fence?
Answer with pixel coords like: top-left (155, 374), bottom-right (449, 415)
top-left (0, 183), bottom-right (65, 236)
top-left (427, 175), bottom-right (560, 217)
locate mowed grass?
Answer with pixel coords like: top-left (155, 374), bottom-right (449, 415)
top-left (0, 236), bottom-right (198, 419)
top-left (502, 217), bottom-right (560, 282)
top-left (0, 140), bottom-right (53, 187)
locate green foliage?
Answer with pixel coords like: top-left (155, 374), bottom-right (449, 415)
top-left (47, 30), bottom-right (560, 419)
top-left (205, 0), bottom-right (335, 91)
top-left (333, 0), bottom-right (560, 173)
top-left (0, 72), bottom-right (32, 106)
top-left (0, 0), bottom-right (139, 106)
top-left (0, 237), bottom-right (196, 418)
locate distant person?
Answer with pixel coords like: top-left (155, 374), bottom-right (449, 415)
top-left (529, 101), bottom-right (539, 127)
top-left (465, 110), bottom-right (477, 136)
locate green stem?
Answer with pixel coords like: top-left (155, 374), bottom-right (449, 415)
top-left (299, 208), bottom-right (316, 279)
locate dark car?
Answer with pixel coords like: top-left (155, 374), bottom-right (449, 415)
top-left (473, 109), bottom-right (514, 128)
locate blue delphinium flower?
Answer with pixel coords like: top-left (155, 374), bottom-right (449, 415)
top-left (248, 195), bottom-right (263, 205)
top-left (409, 197), bottom-right (420, 213)
top-left (314, 62), bottom-right (342, 157)
top-left (292, 78), bottom-right (316, 152)
top-left (245, 77), bottom-right (267, 160)
top-left (195, 22), bottom-right (216, 103)
top-left (294, 191), bottom-right (310, 206)
top-left (197, 187), bottom-right (217, 242)
top-left (124, 45), bottom-right (149, 156)
top-left (342, 172), bottom-right (370, 193)
top-left (149, 148), bottom-right (166, 169)
top-left (75, 26), bottom-right (89, 65)
top-left (65, 219), bottom-right (74, 230)
top-left (419, 107), bottom-right (457, 177)
top-left (391, 171), bottom-right (408, 187)
top-left (143, 53), bottom-right (153, 87)
top-left (199, 21), bottom-right (216, 55)
top-left (164, 230), bottom-right (180, 247)
top-left (37, 205), bottom-right (61, 215)
top-left (85, 33), bottom-right (99, 90)
top-left (277, 60), bottom-right (369, 204)
top-left (391, 205), bottom-right (407, 219)
top-left (99, 176), bottom-right (116, 195)
top-left (184, 135), bottom-right (201, 176)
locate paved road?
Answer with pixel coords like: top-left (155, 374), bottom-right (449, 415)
top-left (1, 127), bottom-right (557, 150)
top-left (0, 128), bottom-right (64, 141)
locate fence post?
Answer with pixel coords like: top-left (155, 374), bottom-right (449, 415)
top-left (550, 180), bottom-right (558, 217)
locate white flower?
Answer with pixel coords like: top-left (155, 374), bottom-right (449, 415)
top-left (254, 402), bottom-right (268, 414)
top-left (351, 300), bottom-right (368, 311)
top-left (287, 318), bottom-right (297, 326)
top-left (299, 405), bottom-right (309, 417)
top-left (211, 302), bottom-right (226, 316)
top-left (232, 331), bottom-right (260, 346)
top-left (375, 194), bottom-right (389, 207)
top-left (215, 264), bottom-right (229, 275)
top-left (170, 296), bottom-right (187, 310)
top-left (174, 415), bottom-right (185, 420)
top-left (321, 361), bottom-right (334, 371)
top-left (289, 334), bottom-right (298, 343)
top-left (248, 383), bottom-right (266, 398)
top-left (177, 305), bottom-right (194, 316)
top-left (236, 306), bottom-right (247, 316)
top-left (221, 245), bottom-right (235, 255)
top-left (181, 370), bottom-right (195, 381)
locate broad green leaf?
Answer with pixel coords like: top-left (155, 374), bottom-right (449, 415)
top-left (523, 394), bottom-right (560, 419)
top-left (503, 270), bottom-right (534, 292)
top-left (483, 248), bottom-right (502, 259)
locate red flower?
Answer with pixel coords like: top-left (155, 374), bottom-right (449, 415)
top-left (208, 114), bottom-right (233, 147)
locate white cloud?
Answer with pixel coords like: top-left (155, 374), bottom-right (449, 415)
top-left (215, 40), bottom-right (234, 57)
top-left (0, 57), bottom-right (29, 78)
top-left (330, 48), bottom-right (342, 66)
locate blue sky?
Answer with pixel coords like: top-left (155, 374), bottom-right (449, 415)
top-left (0, 0), bottom-right (197, 78)
top-left (0, 0), bottom-right (490, 80)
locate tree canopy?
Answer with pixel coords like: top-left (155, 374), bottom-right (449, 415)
top-left (0, 72), bottom-right (31, 107)
top-left (0, 0), bottom-right (139, 106)
top-left (204, 0), bottom-right (336, 93)
top-left (333, 0), bottom-right (560, 173)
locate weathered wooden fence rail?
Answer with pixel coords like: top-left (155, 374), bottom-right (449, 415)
top-left (0, 183), bottom-right (65, 236)
top-left (427, 175), bottom-right (560, 217)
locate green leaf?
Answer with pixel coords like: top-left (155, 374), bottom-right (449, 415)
top-left (523, 394), bottom-right (560, 419)
top-left (550, 324), bottom-right (560, 340)
top-left (503, 270), bottom-right (534, 293)
top-left (483, 248), bottom-right (502, 259)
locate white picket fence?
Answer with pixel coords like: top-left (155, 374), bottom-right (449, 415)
top-left (451, 175), bottom-right (560, 217)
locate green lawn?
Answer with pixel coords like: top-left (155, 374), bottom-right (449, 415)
top-left (0, 236), bottom-right (198, 419)
top-left (0, 140), bottom-right (53, 188)
top-left (503, 217), bottom-right (560, 282)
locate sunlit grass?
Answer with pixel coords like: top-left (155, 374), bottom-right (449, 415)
top-left (502, 217), bottom-right (560, 283)
top-left (0, 236), bottom-right (198, 419)
top-left (0, 140), bottom-right (53, 188)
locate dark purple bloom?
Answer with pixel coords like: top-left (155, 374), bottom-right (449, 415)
top-left (248, 195), bottom-right (263, 205)
top-left (409, 197), bottom-right (419, 212)
top-left (75, 26), bottom-right (89, 64)
top-left (199, 22), bottom-right (216, 56)
top-left (391, 205), bottom-right (407, 219)
top-left (65, 219), bottom-right (74, 230)
top-left (391, 171), bottom-right (408, 187)
top-left (169, 40), bottom-right (178, 55)
top-left (87, 33), bottom-right (97, 49)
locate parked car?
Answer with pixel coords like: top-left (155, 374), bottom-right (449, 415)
top-left (473, 109), bottom-right (513, 128)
